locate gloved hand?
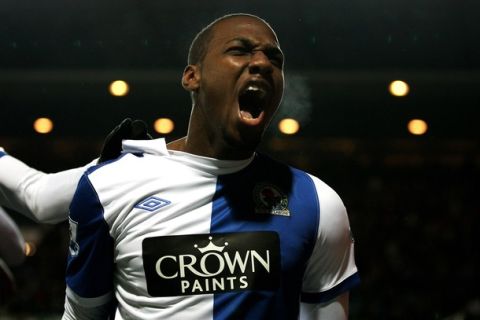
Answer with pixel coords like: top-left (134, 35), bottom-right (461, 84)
top-left (98, 118), bottom-right (152, 163)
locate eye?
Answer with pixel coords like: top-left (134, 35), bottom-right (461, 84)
top-left (226, 46), bottom-right (250, 56)
top-left (266, 53), bottom-right (284, 68)
top-left (263, 48), bottom-right (284, 68)
top-left (270, 55), bottom-right (284, 68)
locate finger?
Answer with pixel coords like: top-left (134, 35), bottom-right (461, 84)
top-left (98, 118), bottom-right (133, 163)
top-left (130, 120), bottom-right (152, 140)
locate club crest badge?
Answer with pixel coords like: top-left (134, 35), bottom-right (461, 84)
top-left (253, 182), bottom-right (290, 216)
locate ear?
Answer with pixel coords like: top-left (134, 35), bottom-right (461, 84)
top-left (181, 65), bottom-right (201, 92)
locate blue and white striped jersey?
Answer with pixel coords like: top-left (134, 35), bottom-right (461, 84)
top-left (65, 138), bottom-right (359, 319)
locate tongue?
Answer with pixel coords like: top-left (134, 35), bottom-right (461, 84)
top-left (239, 87), bottom-right (266, 120)
top-left (240, 110), bottom-right (254, 119)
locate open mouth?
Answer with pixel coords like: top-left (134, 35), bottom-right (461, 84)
top-left (238, 85), bottom-right (268, 120)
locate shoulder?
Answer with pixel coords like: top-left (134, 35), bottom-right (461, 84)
top-left (83, 152), bottom-right (161, 189)
top-left (253, 154), bottom-right (349, 235)
top-left (300, 174), bottom-right (359, 301)
top-left (256, 154), bottom-right (345, 210)
top-left (308, 174), bottom-right (346, 216)
top-left (70, 153), bottom-right (146, 218)
top-left (273, 157), bottom-right (349, 244)
top-left (306, 174), bottom-right (350, 245)
top-left (70, 152), bottom-right (175, 223)
top-left (254, 153), bottom-right (316, 186)
top-left (85, 152), bottom-right (144, 176)
top-left (253, 154), bottom-right (321, 207)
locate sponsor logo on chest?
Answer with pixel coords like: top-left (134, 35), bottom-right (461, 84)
top-left (142, 232), bottom-right (280, 296)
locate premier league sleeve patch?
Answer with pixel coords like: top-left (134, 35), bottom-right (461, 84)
top-left (142, 232), bottom-right (281, 296)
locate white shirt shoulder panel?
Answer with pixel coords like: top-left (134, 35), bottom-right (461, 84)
top-left (301, 175), bottom-right (359, 302)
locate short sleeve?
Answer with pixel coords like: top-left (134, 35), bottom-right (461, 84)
top-left (301, 175), bottom-right (360, 303)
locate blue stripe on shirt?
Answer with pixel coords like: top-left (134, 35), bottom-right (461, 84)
top-left (301, 272), bottom-right (361, 303)
top-left (210, 154), bottom-right (320, 319)
top-left (66, 173), bottom-right (114, 298)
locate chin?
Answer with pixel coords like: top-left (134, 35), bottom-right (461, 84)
top-left (239, 128), bottom-right (265, 151)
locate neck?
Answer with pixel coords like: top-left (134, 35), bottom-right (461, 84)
top-left (167, 101), bottom-right (258, 160)
top-left (167, 136), bottom-right (255, 160)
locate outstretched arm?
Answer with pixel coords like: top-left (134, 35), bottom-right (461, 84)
top-left (0, 150), bottom-right (89, 223)
top-left (0, 118), bottom-right (152, 224)
top-left (0, 150), bottom-right (92, 224)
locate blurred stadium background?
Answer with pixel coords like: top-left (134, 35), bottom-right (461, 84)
top-left (1, 0), bottom-right (479, 319)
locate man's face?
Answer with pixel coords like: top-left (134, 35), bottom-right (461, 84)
top-left (192, 16), bottom-right (285, 156)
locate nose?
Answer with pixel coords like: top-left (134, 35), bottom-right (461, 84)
top-left (248, 51), bottom-right (273, 75)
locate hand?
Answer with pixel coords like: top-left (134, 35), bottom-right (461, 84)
top-left (98, 118), bottom-right (152, 163)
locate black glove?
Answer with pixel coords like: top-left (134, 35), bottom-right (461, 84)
top-left (98, 118), bottom-right (152, 163)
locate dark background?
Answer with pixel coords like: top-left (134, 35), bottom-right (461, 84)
top-left (1, 0), bottom-right (479, 319)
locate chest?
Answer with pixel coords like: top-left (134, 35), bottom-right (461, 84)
top-left (103, 159), bottom-right (320, 296)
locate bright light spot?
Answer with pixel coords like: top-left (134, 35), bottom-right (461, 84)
top-left (109, 80), bottom-right (129, 97)
top-left (154, 118), bottom-right (175, 134)
top-left (278, 118), bottom-right (300, 135)
top-left (408, 119), bottom-right (428, 135)
top-left (389, 80), bottom-right (410, 97)
top-left (24, 242), bottom-right (37, 257)
top-left (33, 117), bottom-right (53, 134)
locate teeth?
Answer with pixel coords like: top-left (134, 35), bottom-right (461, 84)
top-left (244, 85), bottom-right (267, 99)
top-left (246, 85), bottom-right (260, 92)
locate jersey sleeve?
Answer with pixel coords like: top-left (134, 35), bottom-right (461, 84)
top-left (0, 148), bottom-right (96, 223)
top-left (300, 175), bottom-right (360, 304)
top-left (63, 290), bottom-right (115, 320)
top-left (64, 172), bottom-right (115, 319)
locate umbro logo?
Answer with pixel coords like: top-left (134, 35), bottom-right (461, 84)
top-left (135, 196), bottom-right (171, 212)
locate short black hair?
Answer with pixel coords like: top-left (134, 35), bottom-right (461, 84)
top-left (187, 13), bottom-right (271, 65)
